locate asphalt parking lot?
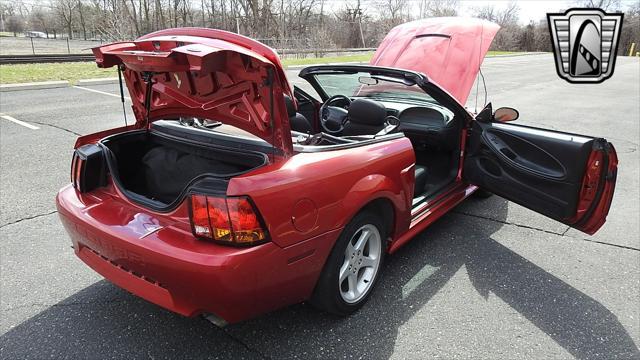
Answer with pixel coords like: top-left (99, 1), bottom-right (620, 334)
top-left (1, 54), bottom-right (638, 359)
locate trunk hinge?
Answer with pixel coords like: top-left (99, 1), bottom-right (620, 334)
top-left (263, 68), bottom-right (275, 127)
top-left (142, 72), bottom-right (155, 129)
top-left (264, 67), bottom-right (276, 160)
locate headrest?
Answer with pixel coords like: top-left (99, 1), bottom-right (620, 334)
top-left (348, 98), bottom-right (387, 126)
top-left (283, 95), bottom-right (296, 118)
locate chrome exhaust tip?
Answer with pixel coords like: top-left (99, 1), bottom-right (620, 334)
top-left (203, 313), bottom-right (228, 327)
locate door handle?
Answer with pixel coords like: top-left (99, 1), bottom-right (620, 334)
top-left (487, 134), bottom-right (519, 162)
top-left (500, 147), bottom-right (518, 160)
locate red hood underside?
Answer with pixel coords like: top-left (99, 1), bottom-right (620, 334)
top-left (92, 28), bottom-right (293, 155)
top-left (370, 18), bottom-right (500, 105)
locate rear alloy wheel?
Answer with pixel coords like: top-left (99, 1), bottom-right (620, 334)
top-left (311, 211), bottom-right (385, 315)
top-left (339, 224), bottom-right (382, 303)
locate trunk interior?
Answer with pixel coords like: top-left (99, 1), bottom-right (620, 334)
top-left (101, 124), bottom-right (268, 206)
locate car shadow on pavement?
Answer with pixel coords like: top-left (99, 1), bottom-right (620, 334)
top-left (1, 198), bottom-right (638, 359)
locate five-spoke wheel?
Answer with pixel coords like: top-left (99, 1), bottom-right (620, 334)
top-left (339, 224), bottom-right (382, 303)
top-left (311, 210), bottom-right (386, 315)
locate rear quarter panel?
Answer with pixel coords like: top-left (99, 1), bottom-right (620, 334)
top-left (227, 137), bottom-right (416, 248)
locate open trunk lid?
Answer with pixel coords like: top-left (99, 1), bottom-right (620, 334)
top-left (92, 28), bottom-right (294, 156)
top-left (370, 17), bottom-right (500, 105)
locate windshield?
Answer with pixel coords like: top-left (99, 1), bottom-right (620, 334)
top-left (314, 72), bottom-right (436, 104)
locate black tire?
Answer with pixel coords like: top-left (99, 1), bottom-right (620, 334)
top-left (310, 210), bottom-right (386, 316)
top-left (473, 188), bottom-right (493, 199)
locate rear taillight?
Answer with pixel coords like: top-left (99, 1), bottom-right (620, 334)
top-left (71, 152), bottom-right (82, 188)
top-left (71, 144), bottom-right (107, 193)
top-left (189, 194), bottom-right (269, 246)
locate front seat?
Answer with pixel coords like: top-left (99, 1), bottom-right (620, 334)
top-left (283, 95), bottom-right (312, 133)
top-left (342, 98), bottom-right (387, 136)
top-left (414, 165), bottom-right (428, 197)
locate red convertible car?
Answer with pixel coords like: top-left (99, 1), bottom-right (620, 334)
top-left (57, 18), bottom-right (618, 325)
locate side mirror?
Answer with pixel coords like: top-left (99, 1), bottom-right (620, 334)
top-left (475, 102), bottom-right (493, 123)
top-left (494, 107), bottom-right (519, 122)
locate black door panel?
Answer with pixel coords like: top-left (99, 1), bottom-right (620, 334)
top-left (464, 121), bottom-right (602, 222)
top-left (483, 129), bottom-right (567, 180)
top-left (468, 155), bottom-right (577, 219)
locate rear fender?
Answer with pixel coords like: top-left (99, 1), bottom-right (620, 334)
top-left (340, 174), bottom-right (411, 243)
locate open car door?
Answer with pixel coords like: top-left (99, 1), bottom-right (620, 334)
top-left (464, 116), bottom-right (618, 235)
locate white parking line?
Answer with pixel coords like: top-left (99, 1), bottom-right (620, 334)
top-left (0, 114), bottom-right (39, 130)
top-left (73, 85), bottom-right (131, 100)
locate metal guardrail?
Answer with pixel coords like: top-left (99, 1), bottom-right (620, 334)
top-left (0, 54), bottom-right (95, 64)
top-left (0, 48), bottom-right (376, 65)
top-left (278, 47), bottom-right (376, 55)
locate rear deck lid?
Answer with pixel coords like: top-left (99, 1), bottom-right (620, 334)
top-left (92, 28), bottom-right (293, 155)
top-left (371, 18), bottom-right (499, 105)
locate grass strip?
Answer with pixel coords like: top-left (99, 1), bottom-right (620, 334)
top-left (0, 51), bottom-right (518, 84)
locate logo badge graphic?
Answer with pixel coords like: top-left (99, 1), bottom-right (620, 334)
top-left (547, 8), bottom-right (623, 83)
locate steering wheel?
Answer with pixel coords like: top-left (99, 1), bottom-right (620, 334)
top-left (319, 95), bottom-right (352, 134)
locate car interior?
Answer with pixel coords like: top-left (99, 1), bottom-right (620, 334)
top-left (290, 88), bottom-right (463, 202)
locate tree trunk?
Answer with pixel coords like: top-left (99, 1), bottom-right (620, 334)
top-left (209, 0), bottom-right (215, 27)
top-left (123, 0), bottom-right (141, 36)
top-left (142, 0), bottom-right (150, 32)
top-left (173, 0), bottom-right (179, 27)
top-left (78, 1), bottom-right (87, 40)
top-left (130, 0), bottom-right (141, 36)
top-left (156, 0), bottom-right (165, 29)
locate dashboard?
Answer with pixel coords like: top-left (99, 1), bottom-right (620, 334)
top-left (375, 100), bottom-right (459, 150)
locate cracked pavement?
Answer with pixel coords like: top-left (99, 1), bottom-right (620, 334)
top-left (453, 210), bottom-right (640, 252)
top-left (1, 54), bottom-right (638, 359)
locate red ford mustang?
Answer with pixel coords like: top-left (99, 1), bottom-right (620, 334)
top-left (57, 18), bottom-right (618, 325)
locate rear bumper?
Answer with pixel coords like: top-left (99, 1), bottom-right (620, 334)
top-left (56, 184), bottom-right (337, 323)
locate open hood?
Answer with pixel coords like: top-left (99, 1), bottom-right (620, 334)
top-left (92, 28), bottom-right (293, 155)
top-left (370, 18), bottom-right (499, 105)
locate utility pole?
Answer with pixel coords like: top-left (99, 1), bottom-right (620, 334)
top-left (281, 0), bottom-right (285, 46)
top-left (358, 13), bottom-right (365, 48)
top-left (350, 5), bottom-right (365, 48)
